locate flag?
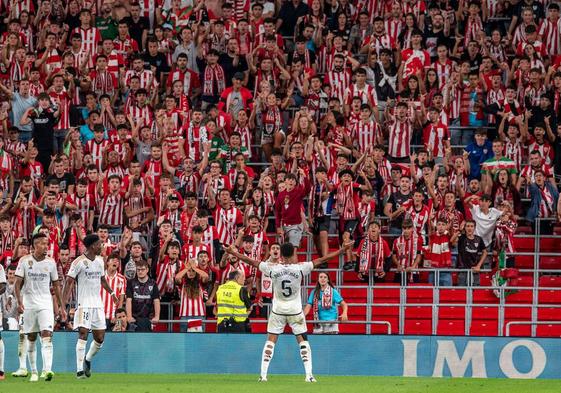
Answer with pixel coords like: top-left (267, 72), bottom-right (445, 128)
top-left (492, 249), bottom-right (517, 298)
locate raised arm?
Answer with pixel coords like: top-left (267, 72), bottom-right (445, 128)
top-left (311, 241), bottom-right (353, 268)
top-left (224, 245), bottom-right (261, 268)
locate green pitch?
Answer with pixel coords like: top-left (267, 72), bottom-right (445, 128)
top-left (3, 374), bottom-right (561, 392)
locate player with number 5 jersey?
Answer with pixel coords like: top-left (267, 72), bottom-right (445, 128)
top-left (225, 241), bottom-right (352, 383)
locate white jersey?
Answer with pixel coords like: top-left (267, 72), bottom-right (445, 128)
top-left (0, 264), bottom-right (5, 322)
top-left (259, 261), bottom-right (313, 315)
top-left (15, 255), bottom-right (58, 311)
top-left (67, 254), bottom-right (105, 309)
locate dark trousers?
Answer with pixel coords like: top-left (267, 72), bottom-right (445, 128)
top-left (217, 319), bottom-right (250, 333)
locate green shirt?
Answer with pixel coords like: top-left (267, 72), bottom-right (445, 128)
top-left (209, 136), bottom-right (225, 161)
top-left (96, 17), bottom-right (118, 40)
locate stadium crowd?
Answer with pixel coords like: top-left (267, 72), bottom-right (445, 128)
top-left (1, 0), bottom-right (561, 333)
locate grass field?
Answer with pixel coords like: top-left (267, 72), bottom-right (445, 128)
top-left (3, 374), bottom-right (561, 393)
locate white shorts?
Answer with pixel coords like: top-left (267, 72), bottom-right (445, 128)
top-left (267, 311), bottom-right (308, 335)
top-left (22, 309), bottom-right (55, 334)
top-left (74, 307), bottom-right (106, 331)
top-left (313, 323), bottom-right (339, 334)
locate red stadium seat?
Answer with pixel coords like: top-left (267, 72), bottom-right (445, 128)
top-left (505, 290), bottom-right (533, 304)
top-left (472, 306), bottom-right (498, 320)
top-left (515, 226), bottom-right (534, 235)
top-left (470, 320), bottom-right (498, 336)
top-left (371, 317), bottom-right (398, 335)
top-left (539, 276), bottom-right (561, 287)
top-left (540, 238), bottom-right (558, 252)
top-left (404, 319), bottom-right (432, 335)
top-left (341, 271), bottom-right (365, 284)
top-left (340, 287), bottom-right (368, 302)
top-left (536, 324), bottom-right (561, 337)
top-left (516, 255), bottom-right (534, 268)
top-left (538, 307), bottom-right (560, 321)
top-left (505, 321), bottom-right (531, 337)
top-left (439, 288), bottom-right (467, 303)
top-left (538, 289), bottom-right (561, 304)
top-left (405, 286), bottom-right (433, 303)
top-left (511, 275), bottom-right (533, 287)
top-left (504, 306), bottom-right (532, 320)
top-left (371, 305), bottom-right (399, 318)
top-left (439, 306), bottom-right (465, 319)
top-left (372, 285), bottom-right (400, 303)
top-left (404, 306), bottom-right (431, 319)
top-left (472, 289), bottom-right (499, 304)
top-left (437, 320), bottom-right (465, 336)
top-left (540, 256), bottom-right (561, 270)
top-left (514, 236), bottom-right (535, 252)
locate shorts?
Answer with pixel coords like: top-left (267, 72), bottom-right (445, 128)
top-left (312, 216), bottom-right (330, 235)
top-left (313, 323), bottom-right (339, 334)
top-left (267, 311), bottom-right (307, 336)
top-left (74, 307), bottom-right (106, 331)
top-left (339, 218), bottom-right (359, 236)
top-left (22, 309), bottom-right (54, 334)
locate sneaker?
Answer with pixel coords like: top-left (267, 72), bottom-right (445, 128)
top-left (84, 359), bottom-right (92, 378)
top-left (40, 371), bottom-right (46, 379)
top-left (76, 371), bottom-right (86, 379)
top-left (29, 373), bottom-right (39, 382)
top-left (45, 371), bottom-right (54, 382)
top-left (12, 368), bottom-right (29, 377)
top-left (343, 262), bottom-right (355, 271)
top-left (305, 375), bottom-right (317, 383)
top-left (258, 376), bottom-right (268, 382)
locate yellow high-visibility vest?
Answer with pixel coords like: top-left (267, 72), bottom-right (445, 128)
top-left (216, 280), bottom-right (248, 324)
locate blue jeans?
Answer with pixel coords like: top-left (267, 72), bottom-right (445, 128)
top-left (428, 271), bottom-right (452, 286)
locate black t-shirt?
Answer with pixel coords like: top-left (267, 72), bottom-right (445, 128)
top-left (45, 172), bottom-right (76, 193)
top-left (387, 191), bottom-right (411, 229)
top-left (457, 234), bottom-right (486, 268)
top-left (126, 277), bottom-right (160, 319)
top-left (31, 110), bottom-right (57, 151)
top-left (218, 54), bottom-right (248, 87)
top-left (143, 52), bottom-right (170, 78)
top-left (122, 16), bottom-right (149, 50)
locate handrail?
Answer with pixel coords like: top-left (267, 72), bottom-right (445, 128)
top-left (505, 321), bottom-right (561, 337)
top-left (155, 319), bottom-right (392, 334)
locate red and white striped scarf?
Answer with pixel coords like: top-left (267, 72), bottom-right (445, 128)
top-left (358, 236), bottom-right (384, 274)
top-left (336, 182), bottom-right (357, 220)
top-left (313, 285), bottom-right (332, 322)
top-left (203, 64), bottom-right (225, 96)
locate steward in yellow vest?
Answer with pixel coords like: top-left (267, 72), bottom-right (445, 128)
top-left (215, 270), bottom-right (252, 332)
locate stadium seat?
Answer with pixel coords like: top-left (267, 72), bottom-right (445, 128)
top-left (505, 322), bottom-right (531, 337)
top-left (515, 226), bottom-right (534, 235)
top-left (504, 306), bottom-right (532, 320)
top-left (404, 306), bottom-right (432, 319)
top-left (340, 287), bottom-right (368, 302)
top-left (372, 284), bottom-right (400, 303)
top-left (538, 307), bottom-right (560, 321)
top-left (439, 288), bottom-right (467, 303)
top-left (339, 323), bottom-right (367, 334)
top-left (439, 306), bottom-right (465, 319)
top-left (437, 320), bottom-right (465, 336)
top-left (470, 320), bottom-right (499, 336)
top-left (538, 289), bottom-right (561, 304)
top-left (371, 305), bottom-right (399, 318)
top-left (540, 238), bottom-right (558, 252)
top-left (472, 306), bottom-right (499, 320)
top-left (536, 324), bottom-right (561, 337)
top-left (514, 236), bottom-right (535, 252)
top-left (516, 255), bottom-right (535, 268)
top-left (342, 271), bottom-right (365, 284)
top-left (405, 285), bottom-right (433, 303)
top-left (404, 319), bottom-right (432, 335)
top-left (511, 276), bottom-right (533, 287)
top-left (371, 317), bottom-right (398, 335)
top-left (540, 256), bottom-right (561, 270)
top-left (539, 276), bottom-right (561, 287)
top-left (472, 289), bottom-right (499, 304)
top-left (505, 290), bottom-right (533, 304)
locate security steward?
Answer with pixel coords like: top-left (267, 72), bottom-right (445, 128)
top-left (215, 270), bottom-right (252, 332)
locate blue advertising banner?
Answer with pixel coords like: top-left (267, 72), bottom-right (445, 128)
top-left (1, 332), bottom-right (560, 378)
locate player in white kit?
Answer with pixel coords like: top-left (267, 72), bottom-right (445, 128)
top-left (0, 263), bottom-right (6, 380)
top-left (226, 241), bottom-right (351, 382)
top-left (62, 234), bottom-right (119, 379)
top-left (14, 233), bottom-right (66, 382)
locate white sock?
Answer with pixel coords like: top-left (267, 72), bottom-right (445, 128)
top-left (18, 334), bottom-right (28, 370)
top-left (40, 337), bottom-right (53, 373)
top-left (0, 338), bottom-right (4, 373)
top-left (27, 339), bottom-right (37, 373)
top-left (260, 340), bottom-right (275, 378)
top-left (300, 341), bottom-right (313, 377)
top-left (85, 340), bottom-right (103, 362)
top-left (76, 339), bottom-right (87, 372)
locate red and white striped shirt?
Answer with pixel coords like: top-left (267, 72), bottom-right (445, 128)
top-left (423, 121), bottom-right (449, 159)
top-left (48, 89), bottom-right (71, 129)
top-left (72, 26), bottom-right (101, 59)
top-left (324, 69), bottom-right (351, 104)
top-left (124, 69), bottom-right (158, 90)
top-left (433, 59), bottom-right (455, 87)
top-left (183, 243), bottom-right (211, 262)
top-left (387, 118), bottom-right (413, 158)
top-left (98, 192), bottom-right (125, 227)
top-left (85, 139), bottom-right (109, 171)
top-left (166, 68), bottom-right (200, 96)
top-left (539, 17), bottom-right (561, 56)
top-left (344, 83), bottom-right (378, 107)
top-left (127, 104), bottom-right (153, 129)
top-left (504, 137), bottom-right (524, 172)
top-left (213, 206), bottom-right (243, 245)
top-left (392, 233), bottom-right (422, 269)
top-left (178, 279), bottom-right (205, 317)
top-left (352, 120), bottom-right (382, 154)
top-left (101, 272), bottom-right (126, 319)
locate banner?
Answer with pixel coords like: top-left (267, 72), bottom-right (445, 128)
top-left (2, 332), bottom-right (560, 378)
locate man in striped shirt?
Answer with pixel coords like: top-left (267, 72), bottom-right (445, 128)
top-left (72, 10), bottom-right (101, 63)
top-left (97, 175), bottom-right (125, 234)
top-left (101, 253), bottom-right (126, 328)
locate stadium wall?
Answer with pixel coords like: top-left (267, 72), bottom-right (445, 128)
top-left (2, 332), bottom-right (561, 378)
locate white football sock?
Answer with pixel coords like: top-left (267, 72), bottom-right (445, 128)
top-left (260, 340), bottom-right (275, 378)
top-left (0, 338), bottom-right (5, 373)
top-left (85, 340), bottom-right (103, 362)
top-left (27, 339), bottom-right (37, 373)
top-left (18, 334), bottom-right (28, 370)
top-left (299, 341), bottom-right (313, 377)
top-left (76, 339), bottom-right (87, 372)
top-left (40, 337), bottom-right (53, 373)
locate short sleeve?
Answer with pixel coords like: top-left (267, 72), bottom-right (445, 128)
top-left (333, 288), bottom-right (343, 304)
top-left (66, 260), bottom-right (81, 280)
top-left (15, 259), bottom-right (25, 278)
top-left (0, 265), bottom-right (6, 283)
top-left (258, 262), bottom-right (271, 275)
top-left (299, 262), bottom-right (314, 276)
top-left (50, 261), bottom-right (59, 282)
top-left (307, 290), bottom-right (315, 305)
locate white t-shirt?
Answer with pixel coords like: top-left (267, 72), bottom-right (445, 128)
top-left (15, 255), bottom-right (58, 311)
top-left (0, 265), bottom-right (6, 321)
top-left (259, 261), bottom-right (313, 315)
top-left (67, 254), bottom-right (105, 309)
top-left (470, 205), bottom-right (502, 247)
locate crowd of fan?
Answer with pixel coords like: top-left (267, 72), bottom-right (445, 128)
top-left (1, 0), bottom-right (561, 331)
